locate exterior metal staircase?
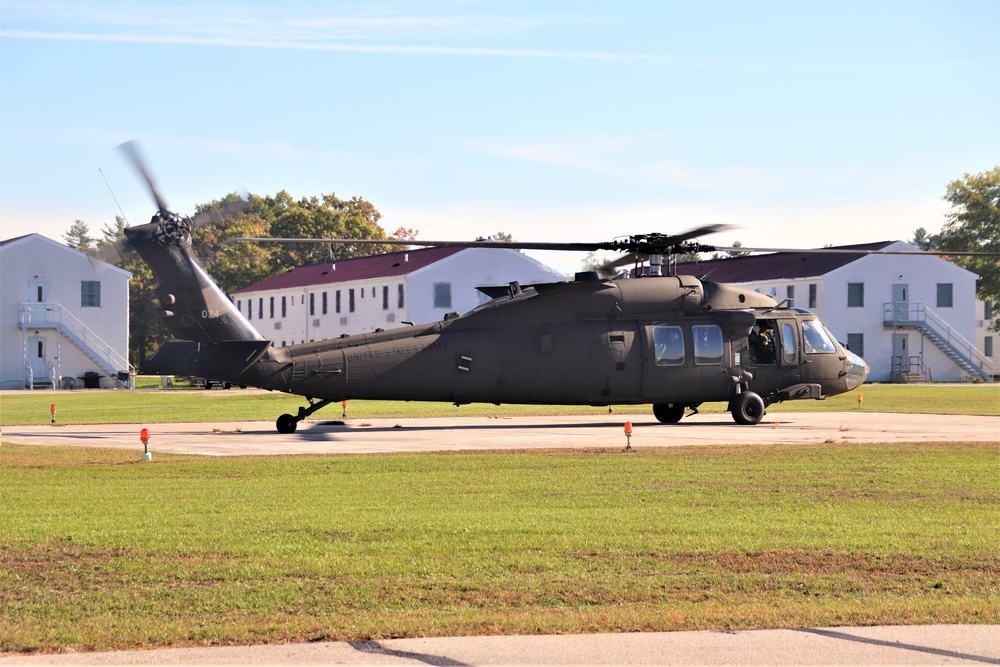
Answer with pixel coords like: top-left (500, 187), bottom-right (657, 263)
top-left (884, 302), bottom-right (993, 382)
top-left (18, 302), bottom-right (133, 387)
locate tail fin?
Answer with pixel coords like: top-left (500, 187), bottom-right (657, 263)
top-left (125, 213), bottom-right (262, 344)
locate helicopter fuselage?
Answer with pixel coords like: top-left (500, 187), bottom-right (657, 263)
top-left (142, 265), bottom-right (868, 430)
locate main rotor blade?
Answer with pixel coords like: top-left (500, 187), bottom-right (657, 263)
top-left (222, 237), bottom-right (617, 252)
top-left (118, 140), bottom-right (170, 215)
top-left (709, 245), bottom-right (1000, 257)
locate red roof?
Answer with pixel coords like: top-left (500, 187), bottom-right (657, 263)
top-left (672, 241), bottom-right (897, 282)
top-left (234, 246), bottom-right (467, 294)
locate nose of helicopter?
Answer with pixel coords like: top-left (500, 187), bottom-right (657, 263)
top-left (844, 351), bottom-right (869, 391)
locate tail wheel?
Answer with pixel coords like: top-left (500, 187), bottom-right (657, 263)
top-left (652, 403), bottom-right (685, 424)
top-left (731, 391), bottom-right (765, 425)
top-left (276, 413), bottom-right (298, 434)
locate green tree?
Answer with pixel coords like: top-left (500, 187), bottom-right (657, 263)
top-left (935, 167), bottom-right (1000, 320)
top-left (252, 191), bottom-right (391, 272)
top-left (63, 220), bottom-right (94, 252)
top-left (909, 227), bottom-right (935, 251)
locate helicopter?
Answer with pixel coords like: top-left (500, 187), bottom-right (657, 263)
top-left (113, 142), bottom-right (880, 433)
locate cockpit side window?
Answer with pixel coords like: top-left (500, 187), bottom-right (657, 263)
top-left (653, 325), bottom-right (685, 366)
top-left (802, 319), bottom-right (837, 354)
top-left (749, 319), bottom-right (778, 364)
top-left (781, 322), bottom-right (796, 364)
top-left (693, 324), bottom-right (724, 365)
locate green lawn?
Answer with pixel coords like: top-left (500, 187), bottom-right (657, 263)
top-left (1, 442), bottom-right (997, 653)
top-left (1, 382), bottom-right (997, 426)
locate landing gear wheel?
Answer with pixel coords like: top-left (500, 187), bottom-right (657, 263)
top-left (653, 403), bottom-right (685, 424)
top-left (731, 391), bottom-right (765, 425)
top-left (276, 413), bottom-right (298, 434)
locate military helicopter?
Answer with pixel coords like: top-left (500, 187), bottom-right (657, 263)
top-left (114, 142), bottom-right (879, 433)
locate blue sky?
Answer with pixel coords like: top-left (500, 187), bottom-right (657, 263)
top-left (1, 1), bottom-right (997, 275)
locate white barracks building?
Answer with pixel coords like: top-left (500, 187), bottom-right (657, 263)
top-left (233, 246), bottom-right (566, 346)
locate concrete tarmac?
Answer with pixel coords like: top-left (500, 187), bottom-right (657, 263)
top-left (3, 411), bottom-right (999, 456)
top-left (3, 411), bottom-right (998, 665)
top-left (2, 625), bottom-right (998, 665)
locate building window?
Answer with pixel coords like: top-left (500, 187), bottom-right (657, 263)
top-left (247, 300), bottom-right (252, 320)
top-left (984, 336), bottom-right (993, 358)
top-left (985, 301), bottom-right (994, 320)
top-left (349, 288), bottom-right (355, 313)
top-left (81, 281), bottom-right (101, 307)
top-left (808, 284), bottom-right (817, 309)
top-left (336, 290), bottom-right (341, 314)
top-left (398, 284), bottom-right (405, 309)
top-left (281, 295), bottom-right (286, 318)
top-left (322, 291), bottom-right (328, 315)
top-left (434, 282), bottom-right (452, 309)
top-left (258, 298), bottom-right (263, 320)
top-left (382, 285), bottom-right (389, 310)
top-left (786, 285), bottom-right (795, 307)
top-left (846, 333), bottom-right (864, 359)
top-left (269, 296), bottom-right (274, 319)
top-left (936, 283), bottom-right (953, 308)
top-left (237, 299), bottom-right (242, 312)
top-left (847, 282), bottom-right (864, 308)
top-left (309, 292), bottom-right (315, 316)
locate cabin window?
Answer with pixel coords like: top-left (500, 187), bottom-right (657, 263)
top-left (693, 325), bottom-right (723, 365)
top-left (434, 283), bottom-right (452, 309)
top-left (652, 326), bottom-right (684, 366)
top-left (81, 281), bottom-right (101, 307)
top-left (847, 282), bottom-right (864, 307)
top-left (749, 320), bottom-right (777, 364)
top-left (802, 319), bottom-right (836, 353)
top-left (847, 333), bottom-right (864, 358)
top-left (936, 283), bottom-right (953, 308)
top-left (781, 323), bottom-right (796, 364)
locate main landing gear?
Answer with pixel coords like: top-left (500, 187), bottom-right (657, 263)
top-left (276, 397), bottom-right (335, 434)
top-left (730, 391), bottom-right (765, 425)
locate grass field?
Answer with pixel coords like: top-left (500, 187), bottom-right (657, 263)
top-left (2, 441), bottom-right (998, 653)
top-left (1, 382), bottom-right (998, 426)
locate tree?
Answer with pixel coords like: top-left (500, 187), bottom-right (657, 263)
top-left (909, 227), bottom-right (935, 251)
top-left (253, 191), bottom-right (391, 271)
top-left (63, 220), bottom-right (94, 252)
top-left (934, 166), bottom-right (1000, 321)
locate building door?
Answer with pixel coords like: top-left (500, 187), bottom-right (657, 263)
top-left (892, 333), bottom-right (909, 372)
top-left (28, 336), bottom-right (48, 381)
top-left (26, 281), bottom-right (47, 323)
top-left (892, 284), bottom-right (909, 322)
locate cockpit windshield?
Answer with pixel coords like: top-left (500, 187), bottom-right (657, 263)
top-left (801, 319), bottom-right (837, 354)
